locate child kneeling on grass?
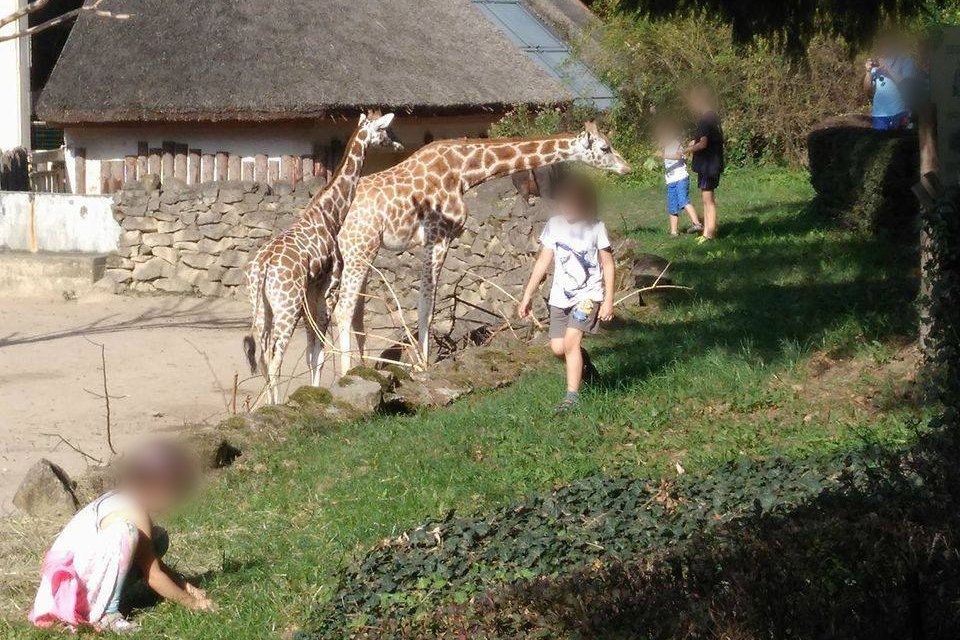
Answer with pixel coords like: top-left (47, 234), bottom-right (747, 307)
top-left (518, 173), bottom-right (615, 412)
top-left (30, 440), bottom-right (215, 633)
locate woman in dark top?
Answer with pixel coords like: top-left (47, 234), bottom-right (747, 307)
top-left (685, 85), bottom-right (725, 242)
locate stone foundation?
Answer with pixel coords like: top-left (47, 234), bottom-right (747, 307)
top-left (109, 176), bottom-right (549, 343)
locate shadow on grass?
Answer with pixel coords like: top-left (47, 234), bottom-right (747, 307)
top-left (592, 206), bottom-right (918, 390)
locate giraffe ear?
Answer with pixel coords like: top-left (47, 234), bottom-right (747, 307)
top-left (583, 120), bottom-right (600, 143)
top-left (372, 113), bottom-right (395, 130)
top-left (358, 112), bottom-right (369, 126)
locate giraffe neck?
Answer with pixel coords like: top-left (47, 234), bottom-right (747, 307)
top-left (303, 129), bottom-right (370, 229)
top-left (452, 135), bottom-right (579, 190)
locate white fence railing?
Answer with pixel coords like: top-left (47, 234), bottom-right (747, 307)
top-left (0, 191), bottom-right (119, 253)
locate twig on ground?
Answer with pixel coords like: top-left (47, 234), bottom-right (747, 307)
top-left (362, 259), bottom-right (426, 369)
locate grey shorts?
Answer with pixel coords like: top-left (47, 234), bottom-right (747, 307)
top-left (548, 301), bottom-right (600, 339)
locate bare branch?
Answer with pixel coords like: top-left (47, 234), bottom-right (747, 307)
top-left (0, 0), bottom-right (130, 45)
top-left (82, 337), bottom-right (118, 455)
top-left (39, 432), bottom-right (104, 465)
top-left (0, 0), bottom-right (51, 30)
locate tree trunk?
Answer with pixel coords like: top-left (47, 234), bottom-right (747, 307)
top-left (918, 101), bottom-right (939, 356)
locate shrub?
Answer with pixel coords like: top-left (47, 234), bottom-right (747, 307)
top-left (807, 117), bottom-right (920, 233)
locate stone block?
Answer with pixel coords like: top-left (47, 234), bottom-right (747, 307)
top-left (220, 267), bottom-right (246, 286)
top-left (173, 228), bottom-right (203, 243)
top-left (175, 264), bottom-right (207, 284)
top-left (122, 217), bottom-right (159, 232)
top-left (154, 277), bottom-right (194, 293)
top-left (181, 252), bottom-right (215, 269)
top-left (219, 249), bottom-right (249, 268)
top-left (152, 246), bottom-right (178, 264)
top-left (200, 223), bottom-right (230, 240)
top-left (157, 219), bottom-right (184, 234)
top-left (13, 459), bottom-right (78, 519)
top-left (142, 232), bottom-right (173, 247)
top-left (132, 257), bottom-right (170, 281)
top-left (196, 210), bottom-right (222, 225)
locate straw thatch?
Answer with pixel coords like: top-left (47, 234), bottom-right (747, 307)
top-left (36, 0), bottom-right (572, 124)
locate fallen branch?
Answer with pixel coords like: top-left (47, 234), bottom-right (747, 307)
top-left (362, 258), bottom-right (426, 369)
top-left (614, 284), bottom-right (693, 307)
top-left (39, 432), bottom-right (103, 465)
top-left (184, 338), bottom-right (231, 415)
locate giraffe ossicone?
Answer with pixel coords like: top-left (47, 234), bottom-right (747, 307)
top-left (243, 110), bottom-right (400, 404)
top-left (332, 121), bottom-right (631, 374)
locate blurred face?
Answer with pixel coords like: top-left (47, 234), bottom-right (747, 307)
top-left (555, 189), bottom-right (593, 223)
top-left (133, 481), bottom-right (185, 515)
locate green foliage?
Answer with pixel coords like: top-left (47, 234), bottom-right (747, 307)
top-left (924, 188), bottom-right (960, 416)
top-left (492, 15), bottom-right (866, 172)
top-left (808, 123), bottom-right (920, 232)
top-left (303, 452), bottom-right (883, 636)
top-left (600, 0), bottom-right (930, 55)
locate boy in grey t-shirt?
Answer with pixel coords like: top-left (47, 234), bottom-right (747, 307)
top-left (518, 175), bottom-right (616, 412)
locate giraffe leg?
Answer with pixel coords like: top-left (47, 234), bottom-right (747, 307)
top-left (335, 236), bottom-right (379, 376)
top-left (265, 307), bottom-right (298, 404)
top-left (417, 239), bottom-right (450, 365)
top-left (304, 279), bottom-right (331, 387)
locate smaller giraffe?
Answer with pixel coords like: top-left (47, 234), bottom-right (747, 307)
top-left (243, 111), bottom-right (400, 404)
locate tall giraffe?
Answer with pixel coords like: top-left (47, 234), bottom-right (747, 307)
top-left (243, 111), bottom-right (400, 404)
top-left (333, 121), bottom-right (631, 373)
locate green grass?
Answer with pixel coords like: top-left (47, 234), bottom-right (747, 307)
top-left (0, 168), bottom-right (931, 638)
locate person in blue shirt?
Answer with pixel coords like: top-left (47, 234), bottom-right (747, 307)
top-left (863, 38), bottom-right (915, 131)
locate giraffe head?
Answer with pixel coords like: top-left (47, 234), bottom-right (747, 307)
top-left (359, 110), bottom-right (404, 151)
top-left (570, 121), bottom-right (631, 176)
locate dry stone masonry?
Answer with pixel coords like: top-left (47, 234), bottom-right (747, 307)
top-left (109, 176), bottom-right (549, 344)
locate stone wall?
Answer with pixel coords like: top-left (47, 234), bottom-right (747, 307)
top-left (108, 176), bottom-right (547, 343)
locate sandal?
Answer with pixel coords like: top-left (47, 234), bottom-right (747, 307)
top-left (555, 397), bottom-right (579, 413)
top-left (97, 613), bottom-right (141, 634)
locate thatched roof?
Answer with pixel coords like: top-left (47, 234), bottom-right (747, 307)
top-left (37, 0), bottom-right (573, 125)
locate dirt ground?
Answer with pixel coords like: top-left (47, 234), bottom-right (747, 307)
top-left (0, 291), bottom-right (328, 514)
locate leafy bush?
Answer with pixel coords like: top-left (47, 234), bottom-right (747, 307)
top-left (924, 188), bottom-right (960, 415)
top-left (300, 425), bottom-right (960, 639)
top-left (491, 12), bottom-right (867, 174)
top-left (302, 452), bottom-right (883, 637)
top-left (807, 118), bottom-right (920, 233)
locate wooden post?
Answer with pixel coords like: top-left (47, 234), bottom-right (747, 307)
top-left (111, 161), bottom-right (121, 192)
top-left (174, 143), bottom-right (188, 180)
top-left (161, 141), bottom-right (175, 180)
top-left (241, 159), bottom-right (254, 181)
top-left (73, 147), bottom-right (86, 195)
top-left (280, 155), bottom-right (293, 183)
top-left (254, 154), bottom-right (268, 183)
top-left (301, 155), bottom-right (314, 181)
top-left (201, 154), bottom-right (215, 183)
top-left (291, 155), bottom-right (303, 187)
top-left (188, 148), bottom-right (201, 184)
top-left (227, 154), bottom-right (241, 180)
top-left (136, 142), bottom-right (148, 180)
top-left (148, 148), bottom-right (162, 176)
top-left (124, 156), bottom-right (137, 185)
top-left (215, 151), bottom-right (228, 181)
top-left (268, 158), bottom-right (280, 185)
top-left (100, 161), bottom-right (111, 194)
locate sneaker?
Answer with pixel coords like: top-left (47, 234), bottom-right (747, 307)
top-left (97, 614), bottom-right (141, 634)
top-left (696, 235), bottom-right (713, 245)
top-left (555, 397), bottom-right (579, 413)
top-left (669, 232), bottom-right (680, 238)
top-left (686, 224), bottom-right (704, 234)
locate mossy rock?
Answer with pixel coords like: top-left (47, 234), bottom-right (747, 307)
top-left (346, 365), bottom-right (395, 391)
top-left (218, 415), bottom-right (251, 431)
top-left (381, 363), bottom-right (413, 382)
top-left (251, 404), bottom-right (301, 428)
top-left (288, 385), bottom-right (333, 408)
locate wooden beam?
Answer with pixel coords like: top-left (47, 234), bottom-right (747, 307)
top-left (215, 151), bottom-right (228, 181)
top-left (174, 143), bottom-right (188, 180)
top-left (280, 155), bottom-right (293, 183)
top-left (100, 160), bottom-right (111, 194)
top-left (124, 155), bottom-right (137, 184)
top-left (268, 158), bottom-right (280, 185)
top-left (201, 154), bottom-right (215, 183)
top-left (136, 141), bottom-right (148, 180)
top-left (227, 154), bottom-right (241, 180)
top-left (188, 148), bottom-right (201, 184)
top-left (301, 155), bottom-right (314, 181)
top-left (291, 155), bottom-right (303, 187)
top-left (161, 141), bottom-right (175, 180)
top-left (254, 154), bottom-right (268, 183)
top-left (241, 159), bottom-right (254, 181)
top-left (73, 147), bottom-right (86, 195)
top-left (148, 148), bottom-right (162, 176)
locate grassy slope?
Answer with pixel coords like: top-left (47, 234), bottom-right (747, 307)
top-left (0, 169), bottom-right (930, 638)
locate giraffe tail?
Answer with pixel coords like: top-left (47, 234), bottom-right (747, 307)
top-left (243, 335), bottom-right (257, 375)
top-left (243, 264), bottom-right (267, 375)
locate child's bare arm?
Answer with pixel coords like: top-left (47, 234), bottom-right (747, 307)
top-left (130, 511), bottom-right (214, 611)
top-left (599, 248), bottom-right (616, 322)
top-left (686, 136), bottom-right (708, 154)
top-left (518, 247), bottom-right (553, 318)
